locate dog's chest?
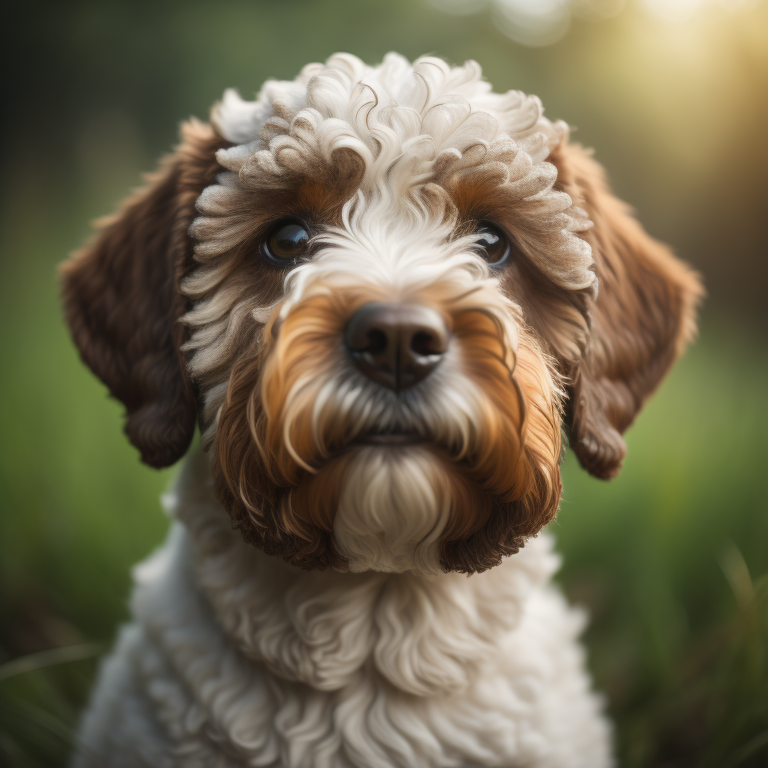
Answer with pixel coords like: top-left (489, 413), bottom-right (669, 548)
top-left (113, 457), bottom-right (574, 768)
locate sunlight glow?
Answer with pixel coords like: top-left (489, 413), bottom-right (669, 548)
top-left (428, 0), bottom-right (762, 44)
top-left (642, 0), bottom-right (759, 20)
top-left (642, 0), bottom-right (706, 21)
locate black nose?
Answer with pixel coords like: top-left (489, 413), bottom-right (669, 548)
top-left (344, 302), bottom-right (449, 391)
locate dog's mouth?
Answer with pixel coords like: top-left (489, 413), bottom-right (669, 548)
top-left (352, 426), bottom-right (427, 447)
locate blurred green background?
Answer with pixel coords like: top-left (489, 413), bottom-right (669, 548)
top-left (1, 0), bottom-right (766, 766)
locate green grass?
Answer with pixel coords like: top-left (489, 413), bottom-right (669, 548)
top-left (556, 322), bottom-right (768, 767)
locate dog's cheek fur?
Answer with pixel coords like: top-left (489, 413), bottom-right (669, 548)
top-left (548, 142), bottom-right (704, 479)
top-left (60, 120), bottom-right (231, 467)
top-left (439, 337), bottom-right (563, 574)
top-left (212, 338), bottom-right (346, 572)
top-left (212, 293), bottom-right (369, 571)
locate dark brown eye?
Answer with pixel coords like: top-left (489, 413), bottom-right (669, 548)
top-left (475, 221), bottom-right (512, 267)
top-left (261, 218), bottom-right (311, 266)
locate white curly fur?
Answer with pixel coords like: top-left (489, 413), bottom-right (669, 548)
top-left (75, 450), bottom-right (611, 767)
top-left (72, 53), bottom-right (613, 767)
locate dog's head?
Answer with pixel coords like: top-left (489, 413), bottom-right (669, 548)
top-left (61, 54), bottom-right (702, 574)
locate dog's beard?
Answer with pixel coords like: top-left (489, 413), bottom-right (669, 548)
top-left (315, 447), bottom-right (455, 574)
top-left (211, 287), bottom-right (563, 574)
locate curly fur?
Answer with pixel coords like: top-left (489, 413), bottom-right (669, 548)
top-left (74, 451), bottom-right (611, 768)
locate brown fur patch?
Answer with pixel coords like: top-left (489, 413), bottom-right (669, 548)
top-left (60, 120), bottom-right (231, 467)
top-left (548, 142), bottom-right (704, 478)
top-left (190, 143), bottom-right (366, 261)
top-left (440, 159), bottom-right (594, 371)
top-left (213, 332), bottom-right (345, 570)
top-left (293, 150), bottom-right (366, 222)
top-left (439, 335), bottom-right (563, 573)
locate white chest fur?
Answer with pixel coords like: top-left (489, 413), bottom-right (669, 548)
top-left (74, 450), bottom-right (612, 768)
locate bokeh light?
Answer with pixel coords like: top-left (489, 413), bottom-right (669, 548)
top-left (430, 0), bottom-right (760, 43)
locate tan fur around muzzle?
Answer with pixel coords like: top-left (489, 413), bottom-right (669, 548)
top-left (213, 283), bottom-right (563, 573)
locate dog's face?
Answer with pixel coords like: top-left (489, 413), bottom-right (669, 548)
top-left (61, 54), bottom-right (702, 574)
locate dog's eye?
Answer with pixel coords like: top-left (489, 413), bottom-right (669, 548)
top-left (475, 221), bottom-right (512, 267)
top-left (261, 218), bottom-right (311, 266)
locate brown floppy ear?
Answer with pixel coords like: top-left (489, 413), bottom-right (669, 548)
top-left (549, 142), bottom-right (703, 479)
top-left (60, 119), bottom-right (231, 468)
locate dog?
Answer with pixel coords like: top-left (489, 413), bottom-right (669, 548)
top-left (61, 53), bottom-right (702, 767)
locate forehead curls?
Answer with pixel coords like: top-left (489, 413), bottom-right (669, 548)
top-left (196, 54), bottom-right (597, 298)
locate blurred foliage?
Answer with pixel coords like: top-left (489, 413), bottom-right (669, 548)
top-left (557, 322), bottom-right (768, 767)
top-left (1, 0), bottom-right (766, 766)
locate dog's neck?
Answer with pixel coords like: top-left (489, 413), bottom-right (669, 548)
top-left (150, 447), bottom-right (559, 697)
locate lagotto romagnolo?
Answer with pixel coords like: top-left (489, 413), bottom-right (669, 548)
top-left (62, 53), bottom-right (702, 767)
